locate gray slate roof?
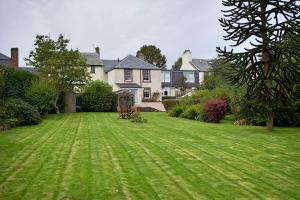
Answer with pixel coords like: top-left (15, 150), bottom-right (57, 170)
top-left (0, 52), bottom-right (10, 66)
top-left (102, 59), bottom-right (119, 72)
top-left (190, 59), bottom-right (213, 72)
top-left (104, 55), bottom-right (159, 72)
top-left (116, 83), bottom-right (142, 88)
top-left (80, 53), bottom-right (103, 66)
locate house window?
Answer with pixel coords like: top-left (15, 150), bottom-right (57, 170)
top-left (143, 88), bottom-right (151, 99)
top-left (124, 69), bottom-right (132, 82)
top-left (91, 66), bottom-right (95, 74)
top-left (164, 91), bottom-right (168, 96)
top-left (183, 71), bottom-right (195, 83)
top-left (161, 71), bottom-right (170, 82)
top-left (143, 70), bottom-right (151, 82)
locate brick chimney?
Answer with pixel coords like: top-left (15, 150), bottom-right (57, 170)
top-left (95, 47), bottom-right (100, 57)
top-left (10, 48), bottom-right (19, 68)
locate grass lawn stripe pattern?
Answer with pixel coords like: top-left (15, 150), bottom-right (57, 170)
top-left (0, 112), bottom-right (299, 200)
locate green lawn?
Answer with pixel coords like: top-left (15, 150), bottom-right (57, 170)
top-left (0, 113), bottom-right (299, 200)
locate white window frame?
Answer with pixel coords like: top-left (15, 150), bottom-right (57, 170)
top-left (161, 71), bottom-right (171, 82)
top-left (183, 71), bottom-right (195, 83)
top-left (143, 70), bottom-right (151, 82)
top-left (124, 69), bottom-right (132, 82)
top-left (143, 88), bottom-right (151, 99)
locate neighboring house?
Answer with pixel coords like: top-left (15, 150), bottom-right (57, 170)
top-left (0, 52), bottom-right (11, 66)
top-left (81, 48), bottom-right (162, 106)
top-left (162, 50), bottom-right (213, 97)
top-left (161, 69), bottom-right (199, 97)
top-left (0, 48), bottom-right (37, 72)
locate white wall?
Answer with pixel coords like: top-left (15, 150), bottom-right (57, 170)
top-left (89, 66), bottom-right (107, 81)
top-left (199, 72), bottom-right (204, 84)
top-left (107, 68), bottom-right (162, 103)
top-left (181, 50), bottom-right (195, 70)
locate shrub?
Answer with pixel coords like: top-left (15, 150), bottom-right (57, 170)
top-left (162, 96), bottom-right (176, 100)
top-left (203, 99), bottom-right (228, 123)
top-left (0, 65), bottom-right (37, 99)
top-left (78, 81), bottom-right (116, 112)
top-left (2, 98), bottom-right (42, 126)
top-left (162, 99), bottom-right (180, 111)
top-left (180, 105), bottom-right (202, 120)
top-left (25, 78), bottom-right (57, 115)
top-left (169, 105), bottom-right (185, 117)
top-left (130, 115), bottom-right (148, 123)
top-left (234, 119), bottom-right (250, 125)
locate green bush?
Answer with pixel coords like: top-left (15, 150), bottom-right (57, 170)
top-left (130, 114), bottom-right (148, 123)
top-left (0, 65), bottom-right (37, 99)
top-left (78, 81), bottom-right (116, 112)
top-left (25, 78), bottom-right (57, 115)
top-left (162, 99), bottom-right (180, 111)
top-left (169, 105), bottom-right (185, 117)
top-left (1, 98), bottom-right (42, 126)
top-left (180, 105), bottom-right (202, 120)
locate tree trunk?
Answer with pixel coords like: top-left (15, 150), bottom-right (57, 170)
top-left (54, 96), bottom-right (60, 114)
top-left (261, 3), bottom-right (273, 131)
top-left (266, 112), bottom-right (274, 131)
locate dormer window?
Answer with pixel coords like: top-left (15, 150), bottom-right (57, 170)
top-left (124, 69), bottom-right (132, 82)
top-left (142, 70), bottom-right (151, 82)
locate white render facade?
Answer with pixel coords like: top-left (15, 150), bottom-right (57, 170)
top-left (81, 51), bottom-right (162, 105)
top-left (81, 48), bottom-right (212, 102)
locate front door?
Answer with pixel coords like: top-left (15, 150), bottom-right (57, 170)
top-left (129, 89), bottom-right (138, 104)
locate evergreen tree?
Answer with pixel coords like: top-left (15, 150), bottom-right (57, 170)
top-left (217, 0), bottom-right (300, 130)
top-left (136, 45), bottom-right (167, 68)
top-left (172, 57), bottom-right (182, 70)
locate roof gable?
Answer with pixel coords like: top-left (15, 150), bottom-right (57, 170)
top-left (80, 52), bottom-right (103, 66)
top-left (190, 59), bottom-right (213, 72)
top-left (104, 55), bottom-right (159, 72)
top-left (0, 53), bottom-right (10, 60)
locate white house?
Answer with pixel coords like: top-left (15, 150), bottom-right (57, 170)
top-left (81, 48), bottom-right (162, 108)
top-left (161, 50), bottom-right (213, 98)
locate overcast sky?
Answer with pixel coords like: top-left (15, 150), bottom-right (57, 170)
top-left (0, 0), bottom-right (225, 68)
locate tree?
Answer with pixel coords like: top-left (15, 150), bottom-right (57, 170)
top-left (26, 34), bottom-right (90, 113)
top-left (172, 57), bottom-right (182, 70)
top-left (136, 45), bottom-right (167, 68)
top-left (217, 0), bottom-right (300, 131)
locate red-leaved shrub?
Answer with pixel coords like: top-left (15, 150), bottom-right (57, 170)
top-left (203, 99), bottom-right (228, 123)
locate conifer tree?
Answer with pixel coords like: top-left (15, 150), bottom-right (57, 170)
top-left (217, 0), bottom-right (300, 130)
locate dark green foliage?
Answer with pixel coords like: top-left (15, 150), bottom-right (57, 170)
top-left (238, 97), bottom-right (300, 127)
top-left (162, 99), bottom-right (180, 111)
top-left (198, 58), bottom-right (231, 90)
top-left (0, 65), bottom-right (37, 99)
top-left (169, 105), bottom-right (185, 117)
top-left (78, 81), bottom-right (116, 112)
top-left (25, 34), bottom-right (91, 113)
top-left (180, 106), bottom-right (199, 120)
top-left (172, 57), bottom-right (182, 70)
top-left (162, 96), bottom-right (176, 100)
top-left (25, 78), bottom-right (57, 115)
top-left (1, 98), bottom-right (41, 126)
top-left (217, 0), bottom-right (300, 130)
top-left (136, 45), bottom-right (167, 68)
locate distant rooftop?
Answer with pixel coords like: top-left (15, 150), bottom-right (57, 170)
top-left (103, 54), bottom-right (159, 72)
top-left (80, 52), bottom-right (103, 66)
top-left (190, 59), bottom-right (213, 72)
